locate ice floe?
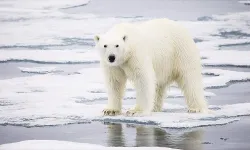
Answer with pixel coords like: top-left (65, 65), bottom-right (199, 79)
top-left (1, 96), bottom-right (250, 128)
top-left (239, 1), bottom-right (250, 5)
top-left (201, 50), bottom-right (250, 67)
top-left (18, 66), bottom-right (62, 74)
top-left (0, 68), bottom-right (249, 127)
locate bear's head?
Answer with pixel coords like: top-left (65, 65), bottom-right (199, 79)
top-left (94, 31), bottom-right (130, 67)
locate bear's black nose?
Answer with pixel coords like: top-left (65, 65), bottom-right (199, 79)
top-left (108, 55), bottom-right (116, 63)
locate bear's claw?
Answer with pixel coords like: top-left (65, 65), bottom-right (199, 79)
top-left (126, 105), bottom-right (142, 117)
top-left (188, 109), bottom-right (199, 113)
top-left (102, 109), bottom-right (120, 116)
top-left (126, 110), bottom-right (135, 116)
top-left (126, 109), bottom-right (144, 117)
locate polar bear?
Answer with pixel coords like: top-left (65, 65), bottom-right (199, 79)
top-left (94, 18), bottom-right (209, 116)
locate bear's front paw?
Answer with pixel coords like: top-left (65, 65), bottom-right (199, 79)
top-left (153, 107), bottom-right (162, 112)
top-left (126, 109), bottom-right (143, 117)
top-left (103, 109), bottom-right (121, 116)
top-left (125, 105), bottom-right (151, 117)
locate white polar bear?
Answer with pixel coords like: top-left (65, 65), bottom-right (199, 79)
top-left (94, 18), bottom-right (209, 116)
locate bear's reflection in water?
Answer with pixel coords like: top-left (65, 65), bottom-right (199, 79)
top-left (105, 123), bottom-right (204, 150)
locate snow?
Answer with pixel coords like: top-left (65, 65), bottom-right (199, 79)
top-left (1, 97), bottom-right (250, 128)
top-left (0, 68), bottom-right (250, 128)
top-left (201, 50), bottom-right (250, 67)
top-left (97, 103), bottom-right (250, 128)
top-left (239, 1), bottom-right (250, 5)
top-left (18, 66), bottom-right (62, 74)
top-left (202, 69), bottom-right (250, 88)
top-left (0, 0), bottom-right (145, 47)
top-left (0, 17), bottom-right (136, 47)
top-left (0, 140), bottom-right (177, 150)
top-left (1, 10), bottom-right (250, 65)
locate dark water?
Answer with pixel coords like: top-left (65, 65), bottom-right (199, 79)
top-left (219, 43), bottom-right (250, 51)
top-left (208, 82), bottom-right (250, 105)
top-left (0, 62), bottom-right (99, 80)
top-left (64, 0), bottom-right (250, 21)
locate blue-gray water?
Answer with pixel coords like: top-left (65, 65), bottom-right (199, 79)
top-left (64, 0), bottom-right (249, 20)
top-left (1, 117), bottom-right (250, 150)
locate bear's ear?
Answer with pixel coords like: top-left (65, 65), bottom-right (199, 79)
top-left (94, 35), bottom-right (100, 43)
top-left (123, 35), bottom-right (127, 42)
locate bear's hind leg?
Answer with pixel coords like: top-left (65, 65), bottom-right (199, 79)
top-left (177, 70), bottom-right (209, 113)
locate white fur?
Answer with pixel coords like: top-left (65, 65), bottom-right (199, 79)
top-left (94, 18), bottom-right (209, 116)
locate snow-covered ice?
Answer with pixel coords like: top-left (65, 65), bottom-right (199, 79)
top-left (0, 140), bottom-right (178, 150)
top-left (202, 69), bottom-right (250, 88)
top-left (18, 66), bottom-right (62, 74)
top-left (0, 96), bottom-right (250, 128)
top-left (0, 68), bottom-right (250, 128)
top-left (238, 1), bottom-right (250, 5)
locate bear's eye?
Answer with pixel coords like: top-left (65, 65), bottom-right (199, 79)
top-left (104, 45), bottom-right (107, 48)
top-left (115, 45), bottom-right (119, 48)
